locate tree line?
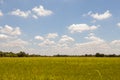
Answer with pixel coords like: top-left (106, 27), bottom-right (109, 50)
top-left (0, 51), bottom-right (120, 57)
top-left (53, 53), bottom-right (120, 57)
top-left (0, 51), bottom-right (41, 57)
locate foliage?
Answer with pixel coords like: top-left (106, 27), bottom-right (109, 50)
top-left (0, 51), bottom-right (41, 57)
top-left (0, 51), bottom-right (120, 57)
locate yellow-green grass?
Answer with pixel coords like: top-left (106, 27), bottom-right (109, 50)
top-left (0, 57), bottom-right (120, 80)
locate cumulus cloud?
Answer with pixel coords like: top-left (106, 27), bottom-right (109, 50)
top-left (10, 5), bottom-right (53, 19)
top-left (74, 42), bottom-right (112, 55)
top-left (85, 35), bottom-right (105, 43)
top-left (74, 34), bottom-right (105, 49)
top-left (68, 24), bottom-right (98, 33)
top-left (38, 39), bottom-right (55, 47)
top-left (46, 33), bottom-right (58, 39)
top-left (35, 33), bottom-right (58, 41)
top-left (32, 15), bottom-right (38, 19)
top-left (57, 43), bottom-right (69, 48)
top-left (1, 31), bottom-right (119, 55)
top-left (32, 5), bottom-right (53, 17)
top-left (35, 36), bottom-right (44, 41)
top-left (0, 10), bottom-right (3, 16)
top-left (59, 35), bottom-right (75, 43)
top-left (117, 22), bottom-right (120, 27)
top-left (11, 9), bottom-right (31, 18)
top-left (0, 34), bottom-right (8, 39)
top-left (36, 35), bottom-right (120, 55)
top-left (0, 25), bottom-right (13, 34)
top-left (11, 27), bottom-right (21, 36)
top-left (2, 39), bottom-right (28, 47)
top-left (35, 34), bottom-right (74, 48)
top-left (89, 10), bottom-right (112, 20)
top-left (0, 24), bottom-right (29, 51)
top-left (0, 24), bottom-right (29, 52)
top-left (73, 35), bottom-right (114, 55)
top-left (0, 38), bottom-right (29, 54)
top-left (0, 25), bottom-right (21, 36)
top-left (110, 40), bottom-right (120, 46)
top-left (36, 39), bottom-right (117, 56)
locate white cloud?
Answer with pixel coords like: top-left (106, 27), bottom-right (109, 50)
top-left (32, 5), bottom-right (53, 17)
top-left (36, 36), bottom-right (120, 55)
top-left (57, 43), bottom-right (69, 48)
top-left (0, 25), bottom-right (28, 52)
top-left (59, 35), bottom-right (75, 43)
top-left (0, 10), bottom-right (3, 16)
top-left (74, 35), bottom-right (106, 53)
top-left (11, 27), bottom-right (21, 36)
top-left (0, 25), bottom-right (13, 34)
top-left (110, 40), bottom-right (120, 46)
top-left (38, 39), bottom-right (55, 47)
top-left (10, 5), bottom-right (53, 19)
top-left (68, 24), bottom-right (98, 33)
top-left (0, 25), bottom-right (21, 36)
top-left (73, 35), bottom-right (113, 55)
top-left (0, 25), bottom-right (26, 51)
top-left (35, 35), bottom-right (74, 49)
top-left (2, 39), bottom-right (28, 47)
top-left (110, 40), bottom-right (120, 52)
top-left (89, 10), bottom-right (112, 20)
top-left (85, 35), bottom-right (105, 43)
top-left (74, 42), bottom-right (111, 55)
top-left (117, 22), bottom-right (120, 27)
top-left (35, 33), bottom-right (58, 41)
top-left (88, 33), bottom-right (95, 36)
top-left (82, 11), bottom-right (92, 17)
top-left (35, 36), bottom-right (44, 41)
top-left (46, 33), bottom-right (58, 39)
top-left (32, 15), bottom-right (38, 19)
top-left (0, 34), bottom-right (8, 39)
top-left (1, 32), bottom-right (120, 55)
top-left (11, 9), bottom-right (31, 18)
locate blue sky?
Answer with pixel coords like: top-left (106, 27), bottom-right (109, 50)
top-left (0, 0), bottom-right (120, 55)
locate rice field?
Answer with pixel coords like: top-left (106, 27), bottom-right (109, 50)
top-left (0, 57), bottom-right (120, 80)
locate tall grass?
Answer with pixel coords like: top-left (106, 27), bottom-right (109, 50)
top-left (0, 57), bottom-right (120, 80)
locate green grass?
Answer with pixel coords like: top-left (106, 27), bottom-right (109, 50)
top-left (0, 57), bottom-right (120, 80)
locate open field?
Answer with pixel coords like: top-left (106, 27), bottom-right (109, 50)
top-left (0, 57), bottom-right (120, 80)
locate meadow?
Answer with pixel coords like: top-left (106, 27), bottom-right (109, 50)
top-left (0, 57), bottom-right (120, 80)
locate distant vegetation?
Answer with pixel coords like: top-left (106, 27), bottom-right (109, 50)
top-left (0, 51), bottom-right (120, 57)
top-left (0, 51), bottom-right (42, 57)
top-left (54, 53), bottom-right (120, 57)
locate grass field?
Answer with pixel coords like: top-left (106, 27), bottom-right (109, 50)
top-left (0, 57), bottom-right (120, 80)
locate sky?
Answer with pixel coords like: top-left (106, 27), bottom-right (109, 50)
top-left (0, 0), bottom-right (120, 55)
